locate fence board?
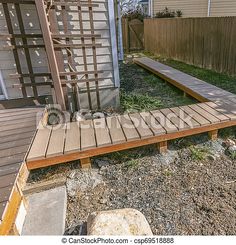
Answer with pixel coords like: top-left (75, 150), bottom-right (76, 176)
top-left (144, 17), bottom-right (236, 76)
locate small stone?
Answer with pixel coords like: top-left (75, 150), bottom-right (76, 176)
top-left (93, 112), bottom-right (105, 119)
top-left (207, 154), bottom-right (216, 161)
top-left (95, 159), bottom-right (110, 168)
top-left (99, 198), bottom-right (108, 204)
top-left (227, 145), bottom-right (236, 155)
top-left (66, 169), bottom-right (104, 197)
top-left (223, 139), bottom-right (236, 148)
top-left (87, 208), bottom-right (153, 235)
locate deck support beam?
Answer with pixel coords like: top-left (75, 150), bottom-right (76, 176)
top-left (208, 130), bottom-right (218, 141)
top-left (80, 158), bottom-right (92, 169)
top-left (157, 141), bottom-right (168, 154)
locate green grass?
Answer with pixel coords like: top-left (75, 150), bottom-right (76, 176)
top-left (119, 62), bottom-right (196, 113)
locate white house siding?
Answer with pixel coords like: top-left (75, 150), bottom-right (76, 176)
top-left (152, 0), bottom-right (236, 17)
top-left (152, 0), bottom-right (208, 17)
top-left (0, 0), bottom-right (119, 104)
top-left (210, 0), bottom-right (236, 17)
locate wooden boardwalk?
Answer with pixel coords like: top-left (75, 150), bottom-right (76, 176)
top-left (134, 57), bottom-right (236, 104)
top-left (26, 101), bottom-right (236, 170)
top-left (0, 107), bottom-right (43, 235)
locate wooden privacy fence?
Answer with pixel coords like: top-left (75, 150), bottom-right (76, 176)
top-left (144, 17), bottom-right (236, 76)
top-left (122, 18), bottom-right (144, 52)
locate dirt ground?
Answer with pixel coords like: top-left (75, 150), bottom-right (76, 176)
top-left (62, 136), bottom-right (236, 236)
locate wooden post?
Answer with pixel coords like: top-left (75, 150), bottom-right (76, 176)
top-left (80, 158), bottom-right (92, 169)
top-left (157, 141), bottom-right (168, 154)
top-left (208, 130), bottom-right (218, 141)
top-left (35, 0), bottom-right (66, 111)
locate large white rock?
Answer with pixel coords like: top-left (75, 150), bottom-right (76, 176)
top-left (87, 208), bottom-right (153, 235)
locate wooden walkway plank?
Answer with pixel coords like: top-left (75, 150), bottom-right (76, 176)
top-left (106, 116), bottom-right (126, 144)
top-left (64, 122), bottom-right (81, 153)
top-left (160, 108), bottom-right (190, 130)
top-left (93, 118), bottom-right (112, 147)
top-left (27, 127), bottom-right (52, 161)
top-left (180, 105), bottom-right (210, 126)
top-left (207, 102), bottom-right (236, 120)
top-left (80, 120), bottom-right (96, 150)
top-left (139, 111), bottom-right (166, 135)
top-left (129, 113), bottom-right (154, 138)
top-left (197, 103), bottom-right (230, 121)
top-left (46, 125), bottom-right (66, 157)
top-left (150, 109), bottom-right (178, 133)
top-left (188, 104), bottom-right (220, 123)
top-left (118, 114), bottom-right (140, 141)
top-left (170, 107), bottom-right (200, 128)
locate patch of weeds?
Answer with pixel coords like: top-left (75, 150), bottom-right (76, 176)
top-left (189, 146), bottom-right (210, 161)
top-left (120, 90), bottom-right (163, 113)
top-left (219, 127), bottom-right (236, 140)
top-left (124, 159), bottom-right (140, 169)
top-left (230, 151), bottom-right (236, 160)
top-left (163, 168), bottom-right (173, 177)
top-left (106, 150), bottom-right (143, 164)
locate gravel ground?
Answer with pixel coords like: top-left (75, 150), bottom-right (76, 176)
top-left (64, 137), bottom-right (236, 235)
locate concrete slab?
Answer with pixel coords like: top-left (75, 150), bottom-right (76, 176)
top-left (22, 186), bottom-right (67, 235)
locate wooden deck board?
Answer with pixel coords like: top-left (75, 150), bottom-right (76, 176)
top-left (150, 109), bottom-right (178, 133)
top-left (139, 111), bottom-right (166, 135)
top-left (129, 113), bottom-right (154, 139)
top-left (27, 127), bottom-right (52, 161)
top-left (106, 116), bottom-right (126, 144)
top-left (0, 107), bottom-right (43, 232)
top-left (46, 126), bottom-right (66, 157)
top-left (180, 105), bottom-right (210, 126)
top-left (188, 104), bottom-right (220, 123)
top-left (170, 107), bottom-right (200, 128)
top-left (64, 122), bottom-right (81, 153)
top-left (93, 118), bottom-right (112, 147)
top-left (118, 114), bottom-right (140, 141)
top-left (0, 173), bottom-right (17, 189)
top-left (80, 120), bottom-right (96, 150)
top-left (160, 108), bottom-right (190, 130)
top-left (0, 186), bottom-right (13, 203)
top-left (198, 103), bottom-right (230, 121)
top-left (0, 163), bottom-right (21, 177)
